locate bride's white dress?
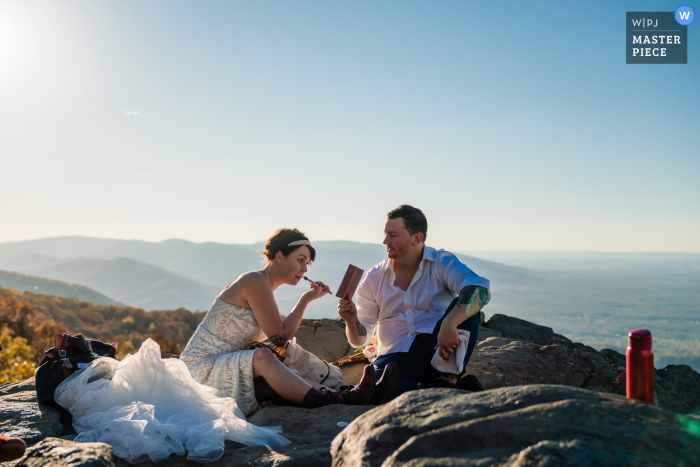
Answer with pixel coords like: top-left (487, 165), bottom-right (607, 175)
top-left (55, 336), bottom-right (289, 464)
top-left (179, 297), bottom-right (266, 417)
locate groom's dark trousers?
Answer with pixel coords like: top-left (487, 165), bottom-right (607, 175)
top-left (371, 297), bottom-right (480, 395)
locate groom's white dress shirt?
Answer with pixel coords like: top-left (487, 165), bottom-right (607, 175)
top-left (352, 245), bottom-right (490, 357)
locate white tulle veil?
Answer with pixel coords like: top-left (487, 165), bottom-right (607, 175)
top-left (55, 339), bottom-right (289, 463)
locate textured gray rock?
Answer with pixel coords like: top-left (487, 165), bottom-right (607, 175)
top-left (248, 404), bottom-right (375, 445)
top-left (484, 313), bottom-right (554, 345)
top-left (331, 385), bottom-right (700, 467)
top-left (221, 405), bottom-right (375, 467)
top-left (0, 396), bottom-right (63, 445)
top-left (14, 437), bottom-right (115, 467)
top-left (109, 404), bottom-right (376, 467)
top-left (656, 364), bottom-right (700, 414)
top-left (0, 377), bottom-right (36, 397)
top-left (207, 443), bottom-right (333, 467)
top-left (466, 330), bottom-right (624, 396)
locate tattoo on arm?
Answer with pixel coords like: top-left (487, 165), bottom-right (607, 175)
top-left (355, 320), bottom-right (367, 337)
top-left (269, 335), bottom-right (291, 347)
top-left (457, 285), bottom-right (488, 309)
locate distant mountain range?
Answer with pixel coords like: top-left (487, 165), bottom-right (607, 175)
top-left (0, 269), bottom-right (122, 306)
top-left (21, 257), bottom-right (221, 311)
top-left (1, 236), bottom-right (699, 370)
top-left (0, 236), bottom-right (535, 314)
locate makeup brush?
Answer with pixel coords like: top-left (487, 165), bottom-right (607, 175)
top-left (303, 276), bottom-right (332, 294)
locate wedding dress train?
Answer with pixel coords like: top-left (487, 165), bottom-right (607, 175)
top-left (55, 339), bottom-right (289, 464)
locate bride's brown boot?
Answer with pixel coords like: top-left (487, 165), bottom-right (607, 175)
top-left (302, 364), bottom-right (376, 408)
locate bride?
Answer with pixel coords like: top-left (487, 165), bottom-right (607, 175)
top-left (179, 228), bottom-right (376, 412)
top-left (55, 229), bottom-right (376, 464)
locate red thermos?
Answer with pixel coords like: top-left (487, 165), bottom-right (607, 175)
top-left (626, 329), bottom-right (654, 404)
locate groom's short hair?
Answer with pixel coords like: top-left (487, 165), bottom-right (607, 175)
top-left (387, 205), bottom-right (428, 242)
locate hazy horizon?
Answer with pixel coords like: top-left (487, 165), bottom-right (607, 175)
top-left (2, 234), bottom-right (700, 254)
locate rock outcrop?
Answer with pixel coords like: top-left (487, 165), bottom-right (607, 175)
top-left (331, 385), bottom-right (700, 467)
top-left (472, 314), bottom-right (700, 414)
top-left (0, 377), bottom-right (63, 446)
top-left (14, 438), bottom-right (115, 467)
top-left (110, 405), bottom-right (376, 467)
top-left (3, 316), bottom-right (700, 467)
top-left (483, 313), bottom-right (554, 345)
top-left (469, 319), bottom-right (624, 396)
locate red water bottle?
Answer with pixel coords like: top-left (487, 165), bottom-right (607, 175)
top-left (626, 329), bottom-right (654, 404)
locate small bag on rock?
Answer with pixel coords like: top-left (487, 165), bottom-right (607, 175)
top-left (36, 333), bottom-right (117, 414)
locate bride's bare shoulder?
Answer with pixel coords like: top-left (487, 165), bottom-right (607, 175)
top-left (220, 271), bottom-right (268, 302)
top-left (235, 271), bottom-right (268, 285)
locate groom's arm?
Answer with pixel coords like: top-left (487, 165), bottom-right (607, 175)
top-left (436, 286), bottom-right (489, 360)
top-left (338, 275), bottom-right (377, 347)
top-left (435, 252), bottom-right (491, 359)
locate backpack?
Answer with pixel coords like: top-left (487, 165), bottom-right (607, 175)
top-left (36, 333), bottom-right (117, 422)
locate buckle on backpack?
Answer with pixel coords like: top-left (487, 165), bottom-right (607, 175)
top-left (59, 350), bottom-right (66, 358)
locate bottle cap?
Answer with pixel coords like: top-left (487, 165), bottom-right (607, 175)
top-left (628, 329), bottom-right (652, 350)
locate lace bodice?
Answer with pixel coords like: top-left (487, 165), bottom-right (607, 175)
top-left (180, 298), bottom-right (265, 365)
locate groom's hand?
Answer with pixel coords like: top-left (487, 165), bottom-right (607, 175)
top-left (337, 299), bottom-right (357, 322)
top-left (436, 324), bottom-right (460, 360)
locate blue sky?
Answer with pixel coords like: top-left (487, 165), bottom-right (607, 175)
top-left (1, 1), bottom-right (698, 251)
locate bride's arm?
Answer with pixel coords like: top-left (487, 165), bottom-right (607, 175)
top-left (244, 275), bottom-right (327, 347)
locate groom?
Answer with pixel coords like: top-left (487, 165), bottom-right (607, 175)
top-left (338, 205), bottom-right (490, 396)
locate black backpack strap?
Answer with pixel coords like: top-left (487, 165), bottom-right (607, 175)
top-left (85, 339), bottom-right (99, 358)
top-left (57, 333), bottom-right (72, 378)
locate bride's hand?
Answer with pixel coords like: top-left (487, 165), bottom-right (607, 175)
top-left (303, 280), bottom-right (331, 302)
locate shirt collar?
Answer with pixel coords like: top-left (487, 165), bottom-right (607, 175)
top-left (386, 244), bottom-right (434, 273)
top-left (422, 245), bottom-right (435, 262)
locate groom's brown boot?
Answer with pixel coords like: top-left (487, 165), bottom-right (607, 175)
top-left (303, 365), bottom-right (376, 407)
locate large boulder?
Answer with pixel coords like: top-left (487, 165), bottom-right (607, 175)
top-left (293, 320), bottom-right (351, 362)
top-left (331, 385), bottom-right (700, 467)
top-left (14, 437), bottom-right (115, 467)
top-left (656, 364), bottom-right (700, 414)
top-left (469, 316), bottom-right (700, 414)
top-left (466, 330), bottom-right (623, 396)
top-left (484, 313), bottom-right (554, 345)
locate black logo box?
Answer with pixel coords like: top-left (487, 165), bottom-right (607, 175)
top-left (626, 12), bottom-right (688, 64)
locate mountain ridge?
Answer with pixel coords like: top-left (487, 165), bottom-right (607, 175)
top-left (0, 269), bottom-right (123, 306)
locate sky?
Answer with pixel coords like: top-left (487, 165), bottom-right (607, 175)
top-left (1, 1), bottom-right (698, 252)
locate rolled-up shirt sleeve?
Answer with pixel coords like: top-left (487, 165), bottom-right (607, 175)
top-left (351, 275), bottom-right (378, 348)
top-left (438, 252), bottom-right (491, 305)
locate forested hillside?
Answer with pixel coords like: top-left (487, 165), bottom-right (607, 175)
top-left (0, 286), bottom-right (205, 382)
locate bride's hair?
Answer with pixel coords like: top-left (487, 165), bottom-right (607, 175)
top-left (261, 228), bottom-right (316, 265)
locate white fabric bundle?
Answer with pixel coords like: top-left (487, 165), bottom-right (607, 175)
top-left (55, 339), bottom-right (289, 464)
top-left (430, 330), bottom-right (470, 375)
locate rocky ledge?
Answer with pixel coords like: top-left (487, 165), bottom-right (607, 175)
top-left (1, 315), bottom-right (699, 466)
